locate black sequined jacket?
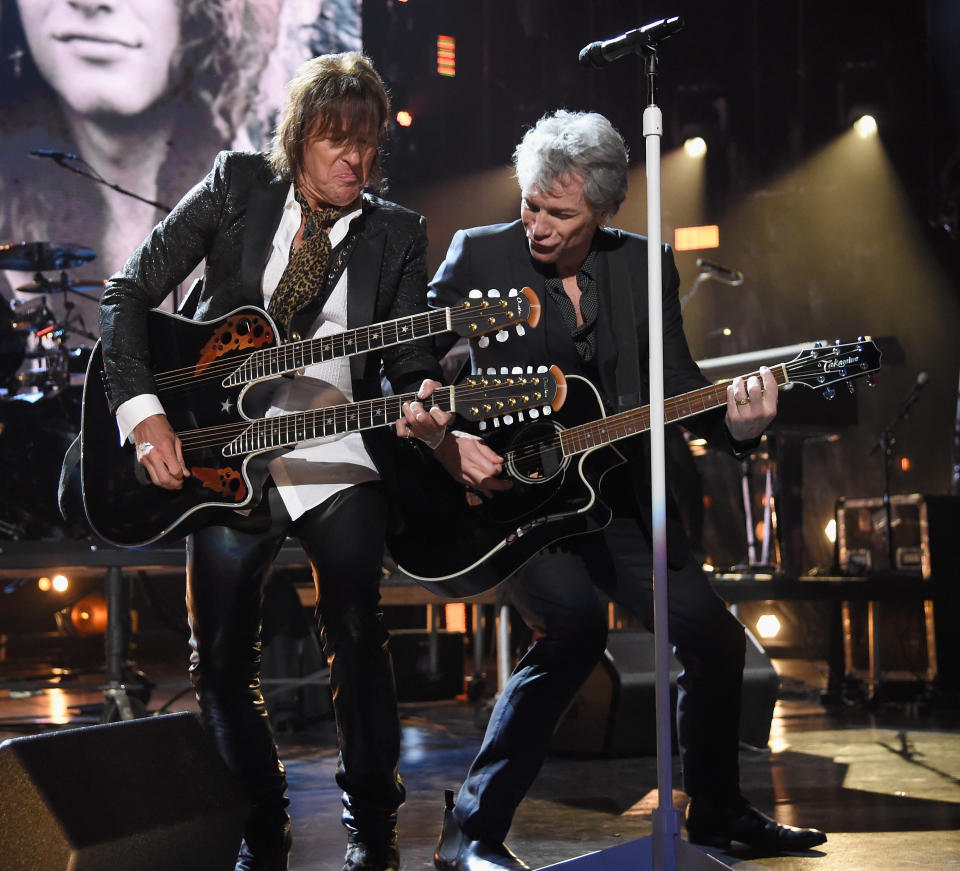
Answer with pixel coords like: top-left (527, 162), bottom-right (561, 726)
top-left (98, 150), bottom-right (442, 490)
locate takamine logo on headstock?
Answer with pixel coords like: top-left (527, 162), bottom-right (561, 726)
top-left (788, 338), bottom-right (882, 393)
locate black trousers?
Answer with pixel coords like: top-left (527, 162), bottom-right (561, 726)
top-left (454, 516), bottom-right (746, 843)
top-left (186, 482), bottom-right (405, 849)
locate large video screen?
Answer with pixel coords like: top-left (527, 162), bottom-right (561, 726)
top-left (0, 0), bottom-right (361, 385)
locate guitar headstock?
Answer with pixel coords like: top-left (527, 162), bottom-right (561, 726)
top-left (786, 338), bottom-right (882, 397)
top-left (450, 287), bottom-right (541, 341)
top-left (457, 364), bottom-right (566, 428)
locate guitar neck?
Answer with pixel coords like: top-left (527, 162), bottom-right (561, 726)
top-left (560, 365), bottom-right (791, 455)
top-left (222, 385), bottom-right (455, 456)
top-left (227, 309), bottom-right (451, 386)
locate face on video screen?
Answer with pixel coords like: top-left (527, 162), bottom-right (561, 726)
top-left (16, 0), bottom-right (181, 117)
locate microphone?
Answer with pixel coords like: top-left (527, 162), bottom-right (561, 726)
top-left (579, 16), bottom-right (685, 69)
top-left (29, 148), bottom-right (80, 162)
top-left (696, 258), bottom-right (744, 284)
top-left (899, 370), bottom-right (929, 417)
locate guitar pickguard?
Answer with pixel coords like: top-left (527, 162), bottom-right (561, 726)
top-left (194, 313), bottom-right (275, 375)
top-left (191, 466), bottom-right (247, 501)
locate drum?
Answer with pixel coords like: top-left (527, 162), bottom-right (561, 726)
top-left (0, 302), bottom-right (28, 387)
top-left (0, 388), bottom-right (85, 538)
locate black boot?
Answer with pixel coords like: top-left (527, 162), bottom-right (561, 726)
top-left (434, 790), bottom-right (529, 871)
top-left (235, 816), bottom-right (292, 871)
top-left (343, 801), bottom-right (399, 871)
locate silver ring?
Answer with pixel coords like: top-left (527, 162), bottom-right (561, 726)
top-left (136, 441), bottom-right (155, 459)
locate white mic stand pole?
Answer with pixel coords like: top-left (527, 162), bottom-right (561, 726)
top-left (543, 23), bottom-right (737, 871)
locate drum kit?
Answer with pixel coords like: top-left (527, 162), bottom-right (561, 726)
top-left (1, 241), bottom-right (103, 539)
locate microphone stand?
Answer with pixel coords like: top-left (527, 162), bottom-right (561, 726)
top-left (548, 36), bottom-right (732, 871)
top-left (870, 375), bottom-right (927, 572)
top-left (46, 152), bottom-right (172, 213)
top-left (42, 152), bottom-right (180, 308)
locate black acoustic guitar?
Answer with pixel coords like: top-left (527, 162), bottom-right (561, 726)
top-left (82, 353), bottom-right (565, 547)
top-left (390, 339), bottom-right (882, 598)
top-left (80, 288), bottom-right (548, 547)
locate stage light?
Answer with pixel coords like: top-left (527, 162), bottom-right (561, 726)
top-left (445, 602), bottom-right (467, 634)
top-left (38, 576), bottom-right (52, 592)
top-left (52, 574), bottom-right (69, 593)
top-left (824, 518), bottom-right (837, 544)
top-left (396, 110), bottom-right (413, 128)
top-left (68, 594), bottom-right (109, 636)
top-left (674, 224), bottom-right (719, 251)
top-left (756, 613), bottom-right (781, 639)
top-left (437, 35), bottom-right (456, 77)
top-left (900, 456), bottom-right (911, 472)
top-left (854, 114), bottom-right (878, 138)
top-left (683, 136), bottom-right (707, 158)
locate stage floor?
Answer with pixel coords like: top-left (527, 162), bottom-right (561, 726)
top-left (2, 653), bottom-right (959, 871)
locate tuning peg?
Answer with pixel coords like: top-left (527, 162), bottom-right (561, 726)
top-left (508, 288), bottom-right (518, 297)
top-left (503, 414), bottom-right (514, 425)
top-left (529, 408), bottom-right (540, 418)
top-left (512, 366), bottom-right (523, 374)
top-left (515, 325), bottom-right (526, 336)
top-left (847, 382), bottom-right (855, 394)
top-left (488, 289), bottom-right (501, 298)
top-left (468, 289), bottom-right (482, 298)
top-left (495, 330), bottom-right (509, 343)
top-left (813, 341), bottom-right (823, 349)
top-left (857, 335), bottom-right (866, 342)
top-left (834, 338), bottom-right (841, 345)
top-left (477, 336), bottom-right (490, 348)
top-left (823, 387), bottom-right (836, 400)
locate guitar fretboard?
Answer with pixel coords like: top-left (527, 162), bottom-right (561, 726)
top-left (223, 385), bottom-right (455, 456)
top-left (226, 309), bottom-right (450, 386)
top-left (559, 365), bottom-right (791, 455)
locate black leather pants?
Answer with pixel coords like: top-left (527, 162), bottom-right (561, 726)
top-left (186, 482), bottom-right (405, 855)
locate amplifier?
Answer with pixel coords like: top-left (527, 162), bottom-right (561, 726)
top-left (836, 493), bottom-right (930, 576)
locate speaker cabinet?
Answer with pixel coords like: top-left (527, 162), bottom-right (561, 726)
top-left (0, 712), bottom-right (248, 870)
top-left (550, 628), bottom-right (779, 757)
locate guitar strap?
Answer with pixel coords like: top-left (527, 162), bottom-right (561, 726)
top-left (607, 239), bottom-right (643, 411)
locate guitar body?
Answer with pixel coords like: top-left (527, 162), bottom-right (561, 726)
top-left (393, 339), bottom-right (883, 599)
top-left (391, 376), bottom-right (625, 598)
top-left (79, 303), bottom-right (562, 549)
top-left (80, 307), bottom-right (278, 547)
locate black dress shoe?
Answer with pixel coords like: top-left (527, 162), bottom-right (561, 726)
top-left (434, 790), bottom-right (529, 871)
top-left (687, 801), bottom-right (827, 852)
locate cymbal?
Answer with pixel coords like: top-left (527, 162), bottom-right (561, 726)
top-left (0, 241), bottom-right (96, 271)
top-left (15, 276), bottom-right (106, 294)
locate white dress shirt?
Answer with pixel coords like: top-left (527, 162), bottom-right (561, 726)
top-left (116, 184), bottom-right (379, 521)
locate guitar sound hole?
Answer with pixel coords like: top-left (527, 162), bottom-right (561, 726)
top-left (506, 422), bottom-right (566, 484)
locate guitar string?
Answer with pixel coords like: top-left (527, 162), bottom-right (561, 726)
top-left (175, 348), bottom-right (870, 463)
top-left (148, 301), bottom-right (526, 390)
top-left (173, 380), bottom-right (554, 453)
top-left (497, 352), bottom-right (875, 472)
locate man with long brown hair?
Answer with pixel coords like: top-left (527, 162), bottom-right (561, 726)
top-left (99, 52), bottom-right (442, 871)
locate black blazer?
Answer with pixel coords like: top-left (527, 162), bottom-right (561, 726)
top-left (429, 220), bottom-right (734, 561)
top-left (98, 151), bottom-right (441, 491)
